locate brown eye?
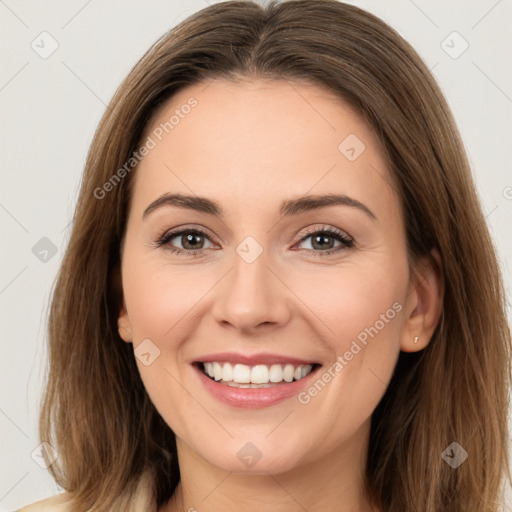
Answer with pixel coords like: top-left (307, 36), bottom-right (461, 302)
top-left (157, 228), bottom-right (214, 255)
top-left (296, 228), bottom-right (354, 256)
top-left (178, 232), bottom-right (206, 250)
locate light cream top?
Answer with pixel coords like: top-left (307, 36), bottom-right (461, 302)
top-left (16, 472), bottom-right (157, 511)
top-left (17, 493), bottom-right (76, 512)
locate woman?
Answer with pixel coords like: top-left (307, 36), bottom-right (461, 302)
top-left (18, 0), bottom-right (511, 511)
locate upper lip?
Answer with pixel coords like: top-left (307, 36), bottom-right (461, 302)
top-left (194, 352), bottom-right (320, 366)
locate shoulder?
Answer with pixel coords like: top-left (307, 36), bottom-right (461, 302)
top-left (15, 471), bottom-right (155, 512)
top-left (16, 492), bottom-right (73, 512)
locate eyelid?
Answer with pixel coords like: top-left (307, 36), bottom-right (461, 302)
top-left (296, 224), bottom-right (353, 242)
top-left (292, 225), bottom-right (354, 254)
top-left (156, 225), bottom-right (216, 249)
top-left (155, 225), bottom-right (215, 255)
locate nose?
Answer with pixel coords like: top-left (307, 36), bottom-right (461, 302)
top-left (211, 247), bottom-right (292, 335)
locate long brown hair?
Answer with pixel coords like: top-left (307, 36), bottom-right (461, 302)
top-left (39, 1), bottom-right (511, 510)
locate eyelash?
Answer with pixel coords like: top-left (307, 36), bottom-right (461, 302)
top-left (155, 225), bottom-right (354, 257)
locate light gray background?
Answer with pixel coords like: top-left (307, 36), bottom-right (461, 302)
top-left (1, 0), bottom-right (511, 510)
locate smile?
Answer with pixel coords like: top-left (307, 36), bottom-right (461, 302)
top-left (200, 362), bottom-right (318, 388)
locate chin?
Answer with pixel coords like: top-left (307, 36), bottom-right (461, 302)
top-left (192, 437), bottom-right (310, 475)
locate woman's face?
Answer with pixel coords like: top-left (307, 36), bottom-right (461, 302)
top-left (118, 78), bottom-right (414, 474)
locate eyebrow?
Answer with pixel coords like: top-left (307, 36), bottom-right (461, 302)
top-left (143, 192), bottom-right (377, 221)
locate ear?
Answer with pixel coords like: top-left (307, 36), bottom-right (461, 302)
top-left (400, 248), bottom-right (444, 352)
top-left (112, 262), bottom-right (133, 344)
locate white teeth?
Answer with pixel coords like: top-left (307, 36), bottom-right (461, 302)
top-left (225, 382), bottom-right (275, 388)
top-left (202, 362), bottom-right (314, 385)
top-left (222, 362), bottom-right (233, 381)
top-left (269, 364), bottom-right (283, 383)
top-left (213, 362), bottom-right (223, 381)
top-left (250, 365), bottom-right (269, 384)
top-left (204, 362), bottom-right (214, 378)
top-left (233, 363), bottom-right (251, 383)
top-left (283, 364), bottom-right (294, 383)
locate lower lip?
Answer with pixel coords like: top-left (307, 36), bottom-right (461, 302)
top-left (194, 364), bottom-right (322, 408)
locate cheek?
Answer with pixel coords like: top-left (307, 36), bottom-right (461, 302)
top-left (267, 262), bottom-right (405, 464)
top-left (121, 255), bottom-right (209, 341)
top-left (121, 256), bottom-right (206, 435)
top-left (291, 259), bottom-right (405, 353)
top-left (289, 260), bottom-right (405, 421)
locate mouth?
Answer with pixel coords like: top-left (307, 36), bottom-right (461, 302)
top-left (194, 361), bottom-right (322, 388)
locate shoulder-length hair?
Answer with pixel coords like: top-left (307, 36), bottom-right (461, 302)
top-left (40, 1), bottom-right (511, 510)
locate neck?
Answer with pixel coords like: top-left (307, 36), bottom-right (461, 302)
top-left (161, 418), bottom-right (378, 512)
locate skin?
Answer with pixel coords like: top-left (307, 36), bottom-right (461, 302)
top-left (117, 77), bottom-right (443, 512)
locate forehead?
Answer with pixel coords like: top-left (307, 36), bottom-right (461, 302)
top-left (145, 77), bottom-right (378, 149)
top-left (131, 77), bottom-right (398, 219)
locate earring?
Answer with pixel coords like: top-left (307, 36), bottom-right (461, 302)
top-left (414, 336), bottom-right (419, 344)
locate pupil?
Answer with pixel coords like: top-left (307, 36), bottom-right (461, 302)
top-left (183, 233), bottom-right (202, 250)
top-left (313, 234), bottom-right (333, 250)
